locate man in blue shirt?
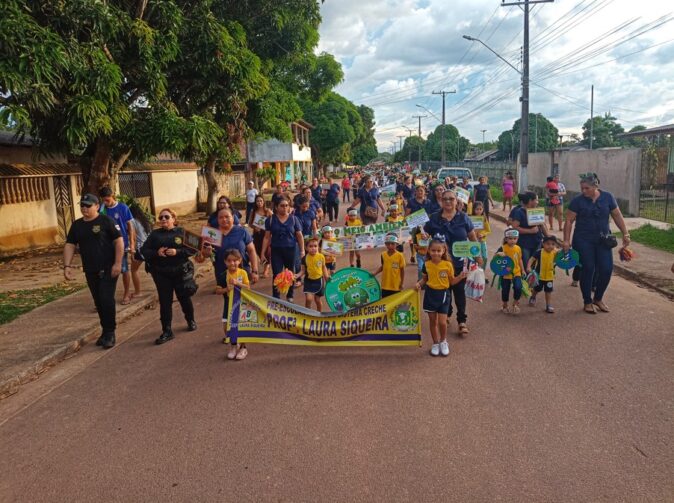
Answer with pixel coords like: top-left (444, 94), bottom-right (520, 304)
top-left (100, 187), bottom-right (135, 305)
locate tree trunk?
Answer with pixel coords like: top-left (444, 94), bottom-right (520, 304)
top-left (85, 137), bottom-right (113, 195)
top-left (204, 155), bottom-right (219, 214)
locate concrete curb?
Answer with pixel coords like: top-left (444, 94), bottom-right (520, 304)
top-left (0, 293), bottom-right (158, 400)
top-left (489, 211), bottom-right (674, 301)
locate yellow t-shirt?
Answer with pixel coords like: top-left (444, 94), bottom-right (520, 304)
top-left (479, 218), bottom-right (492, 240)
top-left (380, 250), bottom-right (406, 291)
top-left (345, 217), bottom-right (362, 227)
top-left (303, 252), bottom-right (326, 280)
top-left (422, 259), bottom-right (455, 290)
top-left (222, 268), bottom-right (249, 288)
top-left (533, 248), bottom-right (556, 281)
top-left (501, 243), bottom-right (523, 279)
top-left (387, 215), bottom-right (404, 223)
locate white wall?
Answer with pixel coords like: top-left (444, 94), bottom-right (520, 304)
top-left (150, 170), bottom-right (198, 216)
top-left (248, 139), bottom-right (293, 163)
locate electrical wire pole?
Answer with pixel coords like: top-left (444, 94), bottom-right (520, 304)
top-left (412, 115), bottom-right (427, 166)
top-left (589, 84), bottom-right (594, 150)
top-left (405, 128), bottom-right (416, 162)
top-left (502, 0), bottom-right (553, 192)
top-left (432, 90), bottom-right (455, 166)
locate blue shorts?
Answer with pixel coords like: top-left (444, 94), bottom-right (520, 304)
top-left (326, 262), bottom-right (336, 272)
top-left (423, 287), bottom-right (450, 313)
top-left (304, 277), bottom-right (324, 296)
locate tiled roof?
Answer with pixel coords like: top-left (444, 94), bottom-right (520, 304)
top-left (0, 163), bottom-right (80, 177)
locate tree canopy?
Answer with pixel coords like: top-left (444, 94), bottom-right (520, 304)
top-left (581, 113), bottom-right (625, 148)
top-left (497, 113), bottom-right (559, 160)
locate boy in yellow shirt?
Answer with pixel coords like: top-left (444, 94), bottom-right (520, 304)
top-left (527, 235), bottom-right (558, 313)
top-left (299, 237), bottom-right (330, 311)
top-left (373, 233), bottom-right (406, 297)
top-left (495, 228), bottom-right (525, 314)
top-left (345, 208), bottom-right (363, 268)
top-left (319, 225), bottom-right (338, 273)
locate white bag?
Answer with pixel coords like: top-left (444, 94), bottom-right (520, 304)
top-left (465, 264), bottom-right (486, 303)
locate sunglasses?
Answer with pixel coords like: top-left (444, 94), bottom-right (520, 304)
top-left (80, 203), bottom-right (93, 208)
top-left (442, 197), bottom-right (456, 202)
top-left (158, 214), bottom-right (172, 220)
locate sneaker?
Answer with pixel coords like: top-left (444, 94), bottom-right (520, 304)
top-left (95, 333), bottom-right (105, 346)
top-left (227, 345), bottom-right (239, 360)
top-left (439, 340), bottom-right (450, 356)
top-left (102, 332), bottom-right (115, 349)
top-left (187, 319), bottom-right (197, 331)
top-left (528, 296), bottom-right (537, 306)
top-left (511, 303), bottom-right (520, 314)
top-left (235, 347), bottom-right (248, 360)
top-left (545, 305), bottom-right (555, 313)
top-left (430, 343), bottom-right (440, 356)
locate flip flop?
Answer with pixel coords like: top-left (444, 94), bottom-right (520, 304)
top-left (584, 304), bottom-right (596, 314)
top-left (121, 297), bottom-right (132, 305)
top-left (593, 301), bottom-right (610, 313)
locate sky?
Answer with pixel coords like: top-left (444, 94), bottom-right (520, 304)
top-left (317, 0), bottom-right (674, 153)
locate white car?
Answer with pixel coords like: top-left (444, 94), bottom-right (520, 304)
top-left (436, 167), bottom-right (479, 190)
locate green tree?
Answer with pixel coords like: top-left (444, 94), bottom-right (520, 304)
top-left (425, 125), bottom-right (467, 162)
top-left (351, 105), bottom-right (377, 165)
top-left (497, 113), bottom-right (559, 160)
top-left (394, 136), bottom-right (426, 163)
top-left (581, 113), bottom-right (624, 148)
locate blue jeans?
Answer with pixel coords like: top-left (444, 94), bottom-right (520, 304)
top-left (573, 238), bottom-right (613, 304)
top-left (416, 253), bottom-right (426, 281)
top-left (501, 277), bottom-right (523, 303)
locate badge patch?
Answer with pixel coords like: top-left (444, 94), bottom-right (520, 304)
top-left (174, 237), bottom-right (183, 245)
top-left (92, 225), bottom-right (101, 234)
top-left (439, 271), bottom-right (448, 278)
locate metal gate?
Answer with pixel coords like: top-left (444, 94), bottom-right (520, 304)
top-left (53, 176), bottom-right (74, 242)
top-left (118, 172), bottom-right (153, 214)
top-left (639, 147), bottom-right (674, 224)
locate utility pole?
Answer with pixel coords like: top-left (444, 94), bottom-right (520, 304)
top-left (502, 0), bottom-right (554, 192)
top-left (405, 128), bottom-right (415, 163)
top-left (481, 129), bottom-right (487, 154)
top-left (589, 84), bottom-right (594, 150)
top-left (412, 115), bottom-right (427, 167)
top-left (432, 90), bottom-right (455, 165)
top-left (397, 135), bottom-right (405, 152)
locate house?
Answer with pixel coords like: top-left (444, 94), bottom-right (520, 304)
top-left (246, 120), bottom-right (314, 188)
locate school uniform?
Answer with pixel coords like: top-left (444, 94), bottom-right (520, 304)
top-left (302, 252), bottom-right (326, 296)
top-left (421, 260), bottom-right (454, 313)
top-left (218, 268), bottom-right (250, 322)
top-left (321, 237), bottom-right (337, 271)
top-left (266, 214), bottom-right (302, 299)
top-left (531, 248), bottom-right (556, 293)
top-left (380, 250), bottom-right (406, 297)
top-left (498, 243), bottom-right (523, 302)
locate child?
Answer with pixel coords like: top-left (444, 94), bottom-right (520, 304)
top-left (472, 201), bottom-right (491, 268)
top-left (386, 204), bottom-right (405, 252)
top-left (345, 208), bottom-right (363, 268)
top-left (299, 237), bottom-right (330, 311)
top-left (495, 228), bottom-right (526, 314)
top-left (415, 237), bottom-right (466, 356)
top-left (373, 233), bottom-right (406, 297)
top-left (411, 226), bottom-right (430, 281)
top-left (215, 249), bottom-right (250, 360)
top-left (527, 235), bottom-right (558, 313)
top-left (320, 225), bottom-right (338, 273)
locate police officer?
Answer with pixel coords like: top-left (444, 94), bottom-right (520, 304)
top-left (141, 208), bottom-right (197, 345)
top-left (63, 193), bottom-right (124, 349)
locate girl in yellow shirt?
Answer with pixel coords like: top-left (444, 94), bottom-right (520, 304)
top-left (215, 249), bottom-right (250, 360)
top-left (495, 228), bottom-right (526, 314)
top-left (415, 237), bottom-right (466, 357)
top-left (299, 237), bottom-right (330, 311)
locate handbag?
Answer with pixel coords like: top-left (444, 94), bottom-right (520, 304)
top-left (364, 205), bottom-right (378, 219)
top-left (599, 233), bottom-right (618, 249)
top-left (176, 260), bottom-right (198, 297)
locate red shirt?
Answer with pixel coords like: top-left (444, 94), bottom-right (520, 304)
top-left (342, 178), bottom-right (351, 189)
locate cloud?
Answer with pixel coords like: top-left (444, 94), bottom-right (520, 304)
top-left (319, 0), bottom-right (674, 150)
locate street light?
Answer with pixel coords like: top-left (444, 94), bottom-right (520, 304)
top-left (415, 104), bottom-right (441, 123)
top-left (464, 34), bottom-right (528, 192)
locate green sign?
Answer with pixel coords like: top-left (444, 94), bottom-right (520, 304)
top-left (526, 207), bottom-right (546, 225)
top-left (451, 241), bottom-right (481, 258)
top-left (325, 267), bottom-right (382, 313)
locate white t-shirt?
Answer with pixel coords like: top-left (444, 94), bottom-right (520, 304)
top-left (246, 188), bottom-right (258, 203)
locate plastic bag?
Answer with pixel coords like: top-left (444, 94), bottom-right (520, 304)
top-left (465, 264), bottom-right (486, 303)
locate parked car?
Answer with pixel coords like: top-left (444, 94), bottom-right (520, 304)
top-left (436, 167), bottom-right (478, 189)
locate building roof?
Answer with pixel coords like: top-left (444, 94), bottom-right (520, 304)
top-left (465, 148), bottom-right (499, 162)
top-left (0, 131), bottom-right (35, 147)
top-left (0, 163), bottom-right (80, 178)
top-left (294, 119), bottom-right (315, 130)
top-left (618, 124), bottom-right (674, 138)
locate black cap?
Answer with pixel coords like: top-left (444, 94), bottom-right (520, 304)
top-left (80, 193), bottom-right (99, 206)
top-left (543, 235), bottom-right (558, 244)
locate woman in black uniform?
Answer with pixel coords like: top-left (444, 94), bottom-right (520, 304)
top-left (141, 208), bottom-right (198, 345)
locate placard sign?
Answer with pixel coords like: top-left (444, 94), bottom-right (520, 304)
top-left (252, 213), bottom-right (267, 230)
top-left (469, 216), bottom-right (485, 230)
top-left (200, 226), bottom-right (222, 246)
top-left (455, 187), bottom-right (471, 204)
top-left (526, 207), bottom-right (546, 225)
top-left (321, 239), bottom-right (344, 256)
top-left (405, 209), bottom-right (430, 228)
top-left (451, 241), bottom-right (481, 258)
top-left (183, 231), bottom-right (202, 251)
top-left (380, 183), bottom-right (397, 197)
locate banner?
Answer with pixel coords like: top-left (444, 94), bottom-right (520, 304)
top-left (227, 288), bottom-right (422, 347)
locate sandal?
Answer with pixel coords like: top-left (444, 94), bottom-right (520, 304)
top-left (593, 301), bottom-right (610, 313)
top-left (121, 296), bottom-right (132, 305)
top-left (458, 323), bottom-right (469, 336)
top-left (235, 347), bottom-right (248, 360)
top-left (584, 304), bottom-right (596, 314)
top-left (227, 345), bottom-right (239, 360)
top-left (502, 306), bottom-right (510, 314)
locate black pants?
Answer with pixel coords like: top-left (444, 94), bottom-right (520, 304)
top-left (326, 200), bottom-right (339, 221)
top-left (343, 191), bottom-right (350, 203)
top-left (151, 272), bottom-right (194, 330)
top-left (85, 271), bottom-right (119, 334)
top-left (271, 246), bottom-right (297, 299)
top-left (245, 202), bottom-right (255, 223)
top-left (447, 278), bottom-right (467, 323)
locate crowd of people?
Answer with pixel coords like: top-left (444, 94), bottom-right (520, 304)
top-left (63, 167), bottom-right (631, 358)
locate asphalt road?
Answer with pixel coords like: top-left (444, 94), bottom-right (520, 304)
top-left (1, 218), bottom-right (672, 502)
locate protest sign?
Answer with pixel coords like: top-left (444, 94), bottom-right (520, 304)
top-left (469, 215), bottom-right (485, 230)
top-left (251, 213), bottom-right (267, 230)
top-left (455, 187), bottom-right (471, 204)
top-left (325, 267), bottom-right (382, 312)
top-left (227, 287), bottom-right (421, 347)
top-left (200, 226), bottom-right (222, 246)
top-left (526, 207), bottom-right (546, 225)
top-left (451, 241), bottom-right (481, 258)
top-left (321, 240), bottom-right (344, 256)
top-left (380, 183), bottom-right (397, 197)
top-left (405, 209), bottom-right (430, 228)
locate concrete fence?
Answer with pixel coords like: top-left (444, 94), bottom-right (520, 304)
top-left (197, 171), bottom-right (247, 210)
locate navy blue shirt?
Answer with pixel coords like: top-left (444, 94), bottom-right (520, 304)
top-left (357, 187), bottom-right (380, 217)
top-left (265, 214), bottom-right (302, 248)
top-left (326, 183), bottom-right (340, 203)
top-left (401, 184), bottom-right (415, 201)
top-left (213, 225), bottom-right (252, 278)
top-left (424, 211), bottom-right (475, 270)
top-left (406, 197), bottom-right (431, 214)
top-left (569, 190), bottom-right (617, 242)
top-left (296, 209), bottom-right (316, 236)
top-left (510, 206), bottom-right (542, 250)
top-left (311, 186), bottom-right (322, 202)
top-left (427, 196), bottom-right (441, 215)
top-left (208, 210), bottom-right (240, 228)
top-left (473, 183), bottom-right (490, 202)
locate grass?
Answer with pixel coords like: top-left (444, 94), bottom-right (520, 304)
top-left (615, 224), bottom-right (674, 254)
top-left (638, 200), bottom-right (674, 225)
top-left (0, 283), bottom-right (86, 325)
